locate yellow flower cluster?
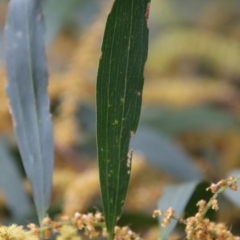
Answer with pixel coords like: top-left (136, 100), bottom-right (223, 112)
top-left (25, 212), bottom-right (105, 239)
top-left (57, 225), bottom-right (81, 240)
top-left (0, 224), bottom-right (37, 240)
top-left (185, 216), bottom-right (240, 240)
top-left (2, 210), bottom-right (144, 240)
top-left (153, 176), bottom-right (240, 240)
top-left (112, 226), bottom-right (141, 240)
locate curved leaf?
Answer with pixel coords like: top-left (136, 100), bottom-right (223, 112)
top-left (96, 0), bottom-right (150, 238)
top-left (131, 127), bottom-right (203, 181)
top-left (5, 0), bottom-right (54, 223)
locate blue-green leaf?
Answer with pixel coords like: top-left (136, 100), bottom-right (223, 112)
top-left (5, 0), bottom-right (53, 223)
top-left (131, 127), bottom-right (203, 180)
top-left (0, 138), bottom-right (31, 220)
top-left (158, 181), bottom-right (203, 240)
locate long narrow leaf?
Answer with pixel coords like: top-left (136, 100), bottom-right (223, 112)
top-left (5, 0), bottom-right (53, 223)
top-left (131, 127), bottom-right (203, 181)
top-left (96, 0), bottom-right (150, 238)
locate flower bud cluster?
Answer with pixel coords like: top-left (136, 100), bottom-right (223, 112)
top-left (26, 212), bottom-right (141, 239)
top-left (112, 226), bottom-right (141, 240)
top-left (154, 175), bottom-right (240, 239)
top-left (206, 176), bottom-right (238, 193)
top-left (27, 212), bottom-right (105, 239)
top-left (185, 215), bottom-right (240, 240)
top-left (152, 207), bottom-right (175, 227)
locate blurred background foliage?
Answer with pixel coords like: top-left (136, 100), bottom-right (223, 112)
top-left (1, 0), bottom-right (240, 239)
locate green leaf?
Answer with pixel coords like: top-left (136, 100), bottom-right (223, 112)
top-left (96, 0), bottom-right (150, 238)
top-left (5, 0), bottom-right (54, 223)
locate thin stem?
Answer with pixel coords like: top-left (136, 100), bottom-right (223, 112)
top-left (199, 175), bottom-right (240, 221)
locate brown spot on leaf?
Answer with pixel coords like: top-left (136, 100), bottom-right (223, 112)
top-left (145, 3), bottom-right (150, 29)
